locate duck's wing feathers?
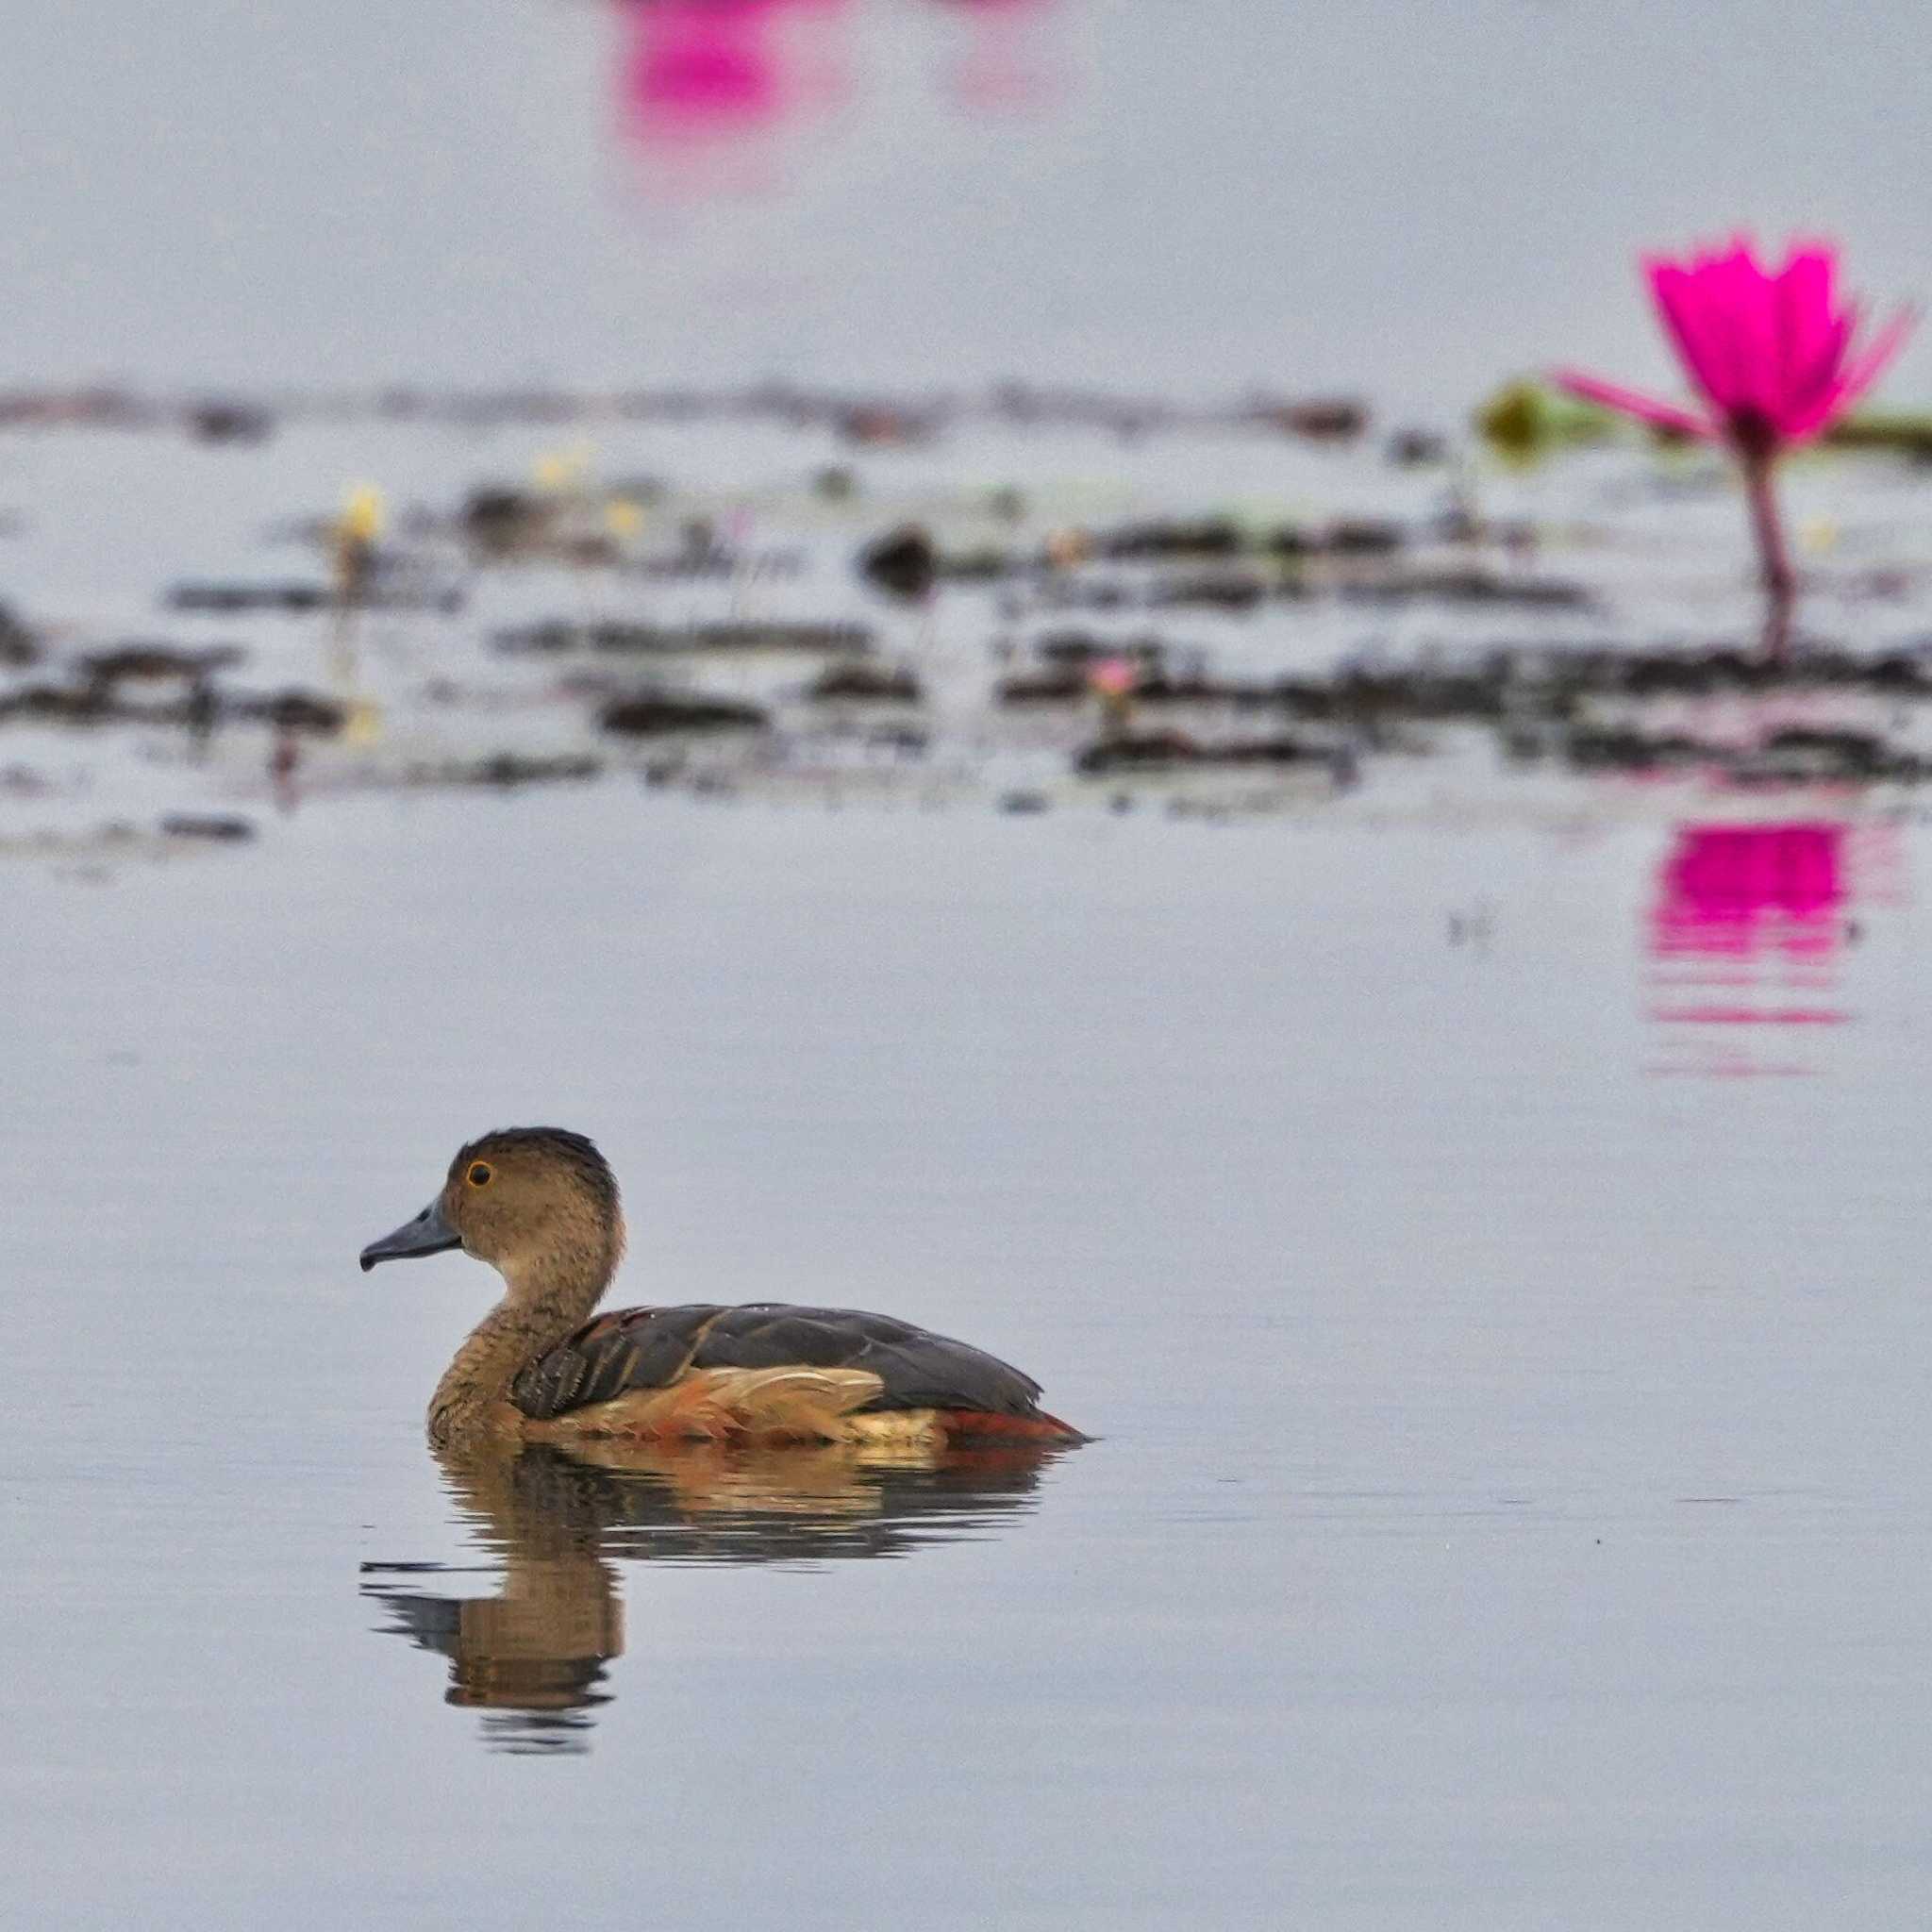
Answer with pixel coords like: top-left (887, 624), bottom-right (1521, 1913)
top-left (510, 1302), bottom-right (1046, 1423)
top-left (509, 1303), bottom-right (717, 1420)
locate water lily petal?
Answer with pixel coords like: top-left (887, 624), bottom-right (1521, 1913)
top-left (1790, 304), bottom-right (1917, 440)
top-left (1684, 247), bottom-right (1761, 417)
top-left (1837, 304), bottom-right (1916, 406)
top-left (1552, 369), bottom-right (1715, 438)
top-left (1648, 260), bottom-right (1734, 412)
top-left (1784, 299), bottom-right (1856, 426)
top-left (1769, 247), bottom-right (1831, 417)
top-left (1721, 241), bottom-right (1783, 422)
top-left (1771, 246), bottom-right (1840, 429)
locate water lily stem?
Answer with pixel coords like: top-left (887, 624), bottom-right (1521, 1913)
top-left (1741, 453), bottom-right (1795, 656)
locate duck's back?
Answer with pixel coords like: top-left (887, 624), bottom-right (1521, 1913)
top-left (510, 1302), bottom-right (1074, 1436)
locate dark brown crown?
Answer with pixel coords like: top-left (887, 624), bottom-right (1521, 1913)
top-left (451, 1127), bottom-right (620, 1219)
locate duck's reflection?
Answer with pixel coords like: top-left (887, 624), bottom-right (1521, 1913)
top-left (362, 1437), bottom-right (1070, 1752)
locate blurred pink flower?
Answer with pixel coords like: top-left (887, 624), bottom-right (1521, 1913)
top-left (1557, 239), bottom-right (1911, 456)
top-left (1089, 656), bottom-right (1138, 699)
top-left (623, 1), bottom-right (784, 139)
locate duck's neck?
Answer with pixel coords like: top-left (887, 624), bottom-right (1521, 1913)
top-left (429, 1240), bottom-right (615, 1446)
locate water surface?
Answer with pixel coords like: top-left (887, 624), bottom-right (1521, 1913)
top-left (7, 4), bottom-right (1932, 1917)
top-left (6, 795), bottom-right (1930, 1927)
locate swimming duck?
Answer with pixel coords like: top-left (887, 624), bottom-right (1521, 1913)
top-left (361, 1127), bottom-right (1082, 1450)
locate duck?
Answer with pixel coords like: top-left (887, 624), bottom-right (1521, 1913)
top-left (360, 1127), bottom-right (1082, 1451)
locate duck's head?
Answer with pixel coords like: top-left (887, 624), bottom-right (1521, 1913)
top-left (360, 1128), bottom-right (624, 1284)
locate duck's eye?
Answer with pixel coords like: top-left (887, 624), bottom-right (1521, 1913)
top-left (467, 1162), bottom-right (493, 1187)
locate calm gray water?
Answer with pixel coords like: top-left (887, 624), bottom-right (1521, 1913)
top-left (2, 0), bottom-right (1930, 411)
top-left (5, 793), bottom-right (1931, 1927)
top-left (8, 3), bottom-right (1932, 1924)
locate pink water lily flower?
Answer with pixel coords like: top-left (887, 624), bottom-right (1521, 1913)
top-left (1556, 238), bottom-right (1913, 622)
top-left (1557, 239), bottom-right (1911, 456)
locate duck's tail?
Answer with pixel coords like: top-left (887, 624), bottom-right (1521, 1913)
top-left (936, 1407), bottom-right (1089, 1443)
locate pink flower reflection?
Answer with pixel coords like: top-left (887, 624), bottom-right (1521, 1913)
top-left (1645, 823), bottom-right (1852, 1070)
top-left (1650, 823), bottom-right (1844, 963)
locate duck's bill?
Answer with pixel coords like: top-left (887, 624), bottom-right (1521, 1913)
top-left (359, 1199), bottom-right (460, 1271)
